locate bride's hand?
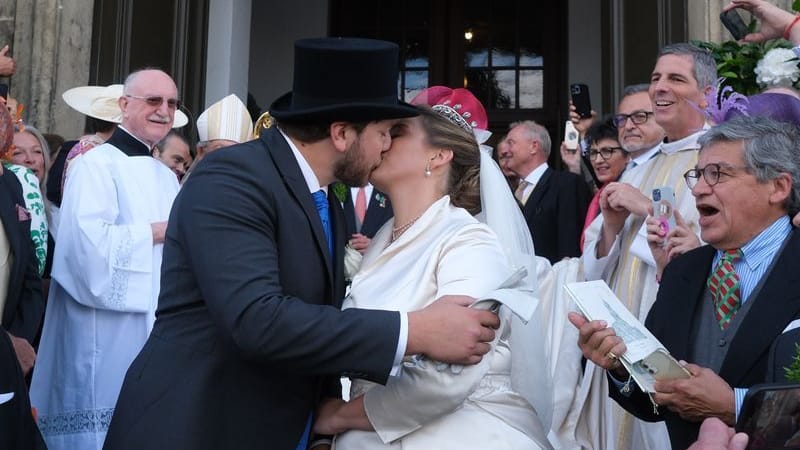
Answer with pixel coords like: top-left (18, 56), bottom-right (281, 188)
top-left (313, 398), bottom-right (347, 435)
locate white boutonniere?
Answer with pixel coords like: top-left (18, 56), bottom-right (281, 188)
top-left (343, 244), bottom-right (363, 281)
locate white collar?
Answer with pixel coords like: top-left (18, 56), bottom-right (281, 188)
top-left (523, 162), bottom-right (549, 185)
top-left (118, 125), bottom-right (155, 150)
top-left (659, 126), bottom-right (708, 155)
top-left (631, 145), bottom-right (660, 166)
top-left (278, 128), bottom-right (323, 193)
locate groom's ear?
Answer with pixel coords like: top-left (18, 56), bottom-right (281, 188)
top-left (329, 122), bottom-right (352, 152)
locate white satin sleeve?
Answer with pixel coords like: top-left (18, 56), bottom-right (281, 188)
top-left (363, 225), bottom-right (511, 443)
top-left (581, 213), bottom-right (622, 282)
top-left (52, 154), bottom-right (155, 313)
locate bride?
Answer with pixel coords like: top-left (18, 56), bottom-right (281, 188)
top-left (313, 87), bottom-right (553, 449)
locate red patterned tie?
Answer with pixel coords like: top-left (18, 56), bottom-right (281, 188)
top-left (707, 249), bottom-right (743, 330)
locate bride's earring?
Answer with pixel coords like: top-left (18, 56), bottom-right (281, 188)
top-left (424, 161), bottom-right (432, 177)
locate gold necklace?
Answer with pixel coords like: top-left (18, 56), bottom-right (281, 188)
top-left (391, 215), bottom-right (422, 242)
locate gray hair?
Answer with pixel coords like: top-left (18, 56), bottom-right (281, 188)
top-left (621, 83), bottom-right (650, 99)
top-left (510, 120), bottom-right (552, 157)
top-left (658, 43), bottom-right (717, 90)
top-left (698, 115), bottom-right (800, 215)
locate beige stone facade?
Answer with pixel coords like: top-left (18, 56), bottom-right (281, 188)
top-left (0, 0), bottom-right (94, 140)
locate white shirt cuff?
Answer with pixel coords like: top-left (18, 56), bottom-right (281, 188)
top-left (734, 387), bottom-right (748, 421)
top-left (390, 312), bottom-right (408, 377)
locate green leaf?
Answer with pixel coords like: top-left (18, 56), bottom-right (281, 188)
top-left (719, 71), bottom-right (739, 78)
top-left (794, 0), bottom-right (800, 13)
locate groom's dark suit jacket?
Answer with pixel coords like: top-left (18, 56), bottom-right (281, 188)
top-left (105, 127), bottom-right (401, 450)
top-left (610, 228), bottom-right (800, 450)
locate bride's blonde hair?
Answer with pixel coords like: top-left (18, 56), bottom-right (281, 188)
top-left (417, 107), bottom-right (481, 215)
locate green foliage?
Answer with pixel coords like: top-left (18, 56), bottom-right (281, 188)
top-left (692, 39), bottom-right (793, 95)
top-left (793, 0), bottom-right (800, 13)
top-left (331, 182), bottom-right (348, 204)
top-left (785, 343), bottom-right (800, 383)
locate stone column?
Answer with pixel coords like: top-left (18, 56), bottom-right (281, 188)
top-left (688, 0), bottom-right (794, 42)
top-left (10, 0), bottom-right (95, 139)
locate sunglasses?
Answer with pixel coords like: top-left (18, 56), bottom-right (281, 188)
top-left (125, 94), bottom-right (181, 110)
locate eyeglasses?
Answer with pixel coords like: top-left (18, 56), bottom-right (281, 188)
top-left (683, 163), bottom-right (749, 189)
top-left (612, 111), bottom-right (654, 128)
top-left (587, 146), bottom-right (625, 161)
top-left (125, 94), bottom-right (181, 110)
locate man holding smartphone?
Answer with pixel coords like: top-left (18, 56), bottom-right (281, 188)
top-left (573, 115), bottom-right (800, 450)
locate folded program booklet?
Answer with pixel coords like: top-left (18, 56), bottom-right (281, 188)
top-left (565, 280), bottom-right (690, 393)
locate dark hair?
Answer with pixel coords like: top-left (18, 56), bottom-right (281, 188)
top-left (621, 83), bottom-right (650, 99)
top-left (85, 116), bottom-right (116, 135)
top-left (155, 130), bottom-right (191, 157)
top-left (585, 115), bottom-right (619, 147)
top-left (417, 107), bottom-right (481, 215)
top-left (275, 118), bottom-right (368, 143)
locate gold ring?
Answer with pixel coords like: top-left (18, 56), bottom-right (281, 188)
top-left (606, 351), bottom-right (618, 361)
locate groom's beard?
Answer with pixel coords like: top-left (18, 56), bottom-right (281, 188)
top-left (334, 136), bottom-right (373, 187)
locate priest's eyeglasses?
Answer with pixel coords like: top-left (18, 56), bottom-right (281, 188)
top-left (612, 111), bottom-right (654, 128)
top-left (125, 94), bottom-right (181, 110)
top-left (683, 163), bottom-right (749, 189)
top-left (587, 147), bottom-right (625, 161)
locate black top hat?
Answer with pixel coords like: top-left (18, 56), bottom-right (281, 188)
top-left (269, 38), bottom-right (419, 123)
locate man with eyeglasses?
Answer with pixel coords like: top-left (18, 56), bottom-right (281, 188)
top-left (30, 69), bottom-right (182, 450)
top-left (574, 115), bottom-right (800, 449)
top-left (576, 44), bottom-right (714, 450)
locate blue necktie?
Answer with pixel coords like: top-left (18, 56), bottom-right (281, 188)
top-left (312, 190), bottom-right (334, 258)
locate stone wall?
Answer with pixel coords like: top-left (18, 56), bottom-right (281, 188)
top-left (2, 0), bottom-right (94, 140)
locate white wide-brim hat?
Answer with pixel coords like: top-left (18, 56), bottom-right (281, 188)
top-left (62, 84), bottom-right (189, 128)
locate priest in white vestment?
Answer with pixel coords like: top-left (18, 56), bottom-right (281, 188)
top-left (575, 44), bottom-right (714, 450)
top-left (30, 69), bottom-right (182, 450)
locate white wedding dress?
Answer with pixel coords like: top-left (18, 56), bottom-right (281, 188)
top-left (335, 196), bottom-right (552, 450)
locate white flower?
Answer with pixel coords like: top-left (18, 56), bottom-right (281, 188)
top-left (343, 244), bottom-right (362, 281)
top-left (755, 48), bottom-right (800, 88)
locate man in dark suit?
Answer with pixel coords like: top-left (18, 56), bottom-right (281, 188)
top-left (0, 158), bottom-right (44, 376)
top-left (342, 184), bottom-right (392, 253)
top-left (570, 116), bottom-right (800, 449)
top-left (105, 38), bottom-right (500, 450)
top-left (500, 120), bottom-right (590, 263)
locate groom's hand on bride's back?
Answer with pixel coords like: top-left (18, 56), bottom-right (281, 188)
top-left (405, 295), bottom-right (500, 365)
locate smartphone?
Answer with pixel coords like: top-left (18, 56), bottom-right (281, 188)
top-left (564, 120), bottom-right (579, 150)
top-left (720, 9), bottom-right (748, 41)
top-left (736, 383), bottom-right (800, 450)
top-left (570, 83), bottom-right (592, 119)
top-left (652, 187), bottom-right (677, 237)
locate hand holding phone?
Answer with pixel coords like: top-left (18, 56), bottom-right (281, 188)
top-left (570, 83), bottom-right (592, 119)
top-left (652, 187), bottom-right (677, 239)
top-left (720, 9), bottom-right (749, 41)
top-left (564, 121), bottom-right (579, 151)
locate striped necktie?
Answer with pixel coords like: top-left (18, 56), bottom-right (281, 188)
top-left (707, 249), bottom-right (743, 330)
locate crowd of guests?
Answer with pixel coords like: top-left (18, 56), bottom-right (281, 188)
top-left (3, 0), bottom-right (800, 449)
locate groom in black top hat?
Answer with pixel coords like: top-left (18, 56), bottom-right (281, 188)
top-left (104, 38), bottom-right (501, 450)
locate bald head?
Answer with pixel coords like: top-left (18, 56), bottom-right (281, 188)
top-left (119, 69), bottom-right (179, 146)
